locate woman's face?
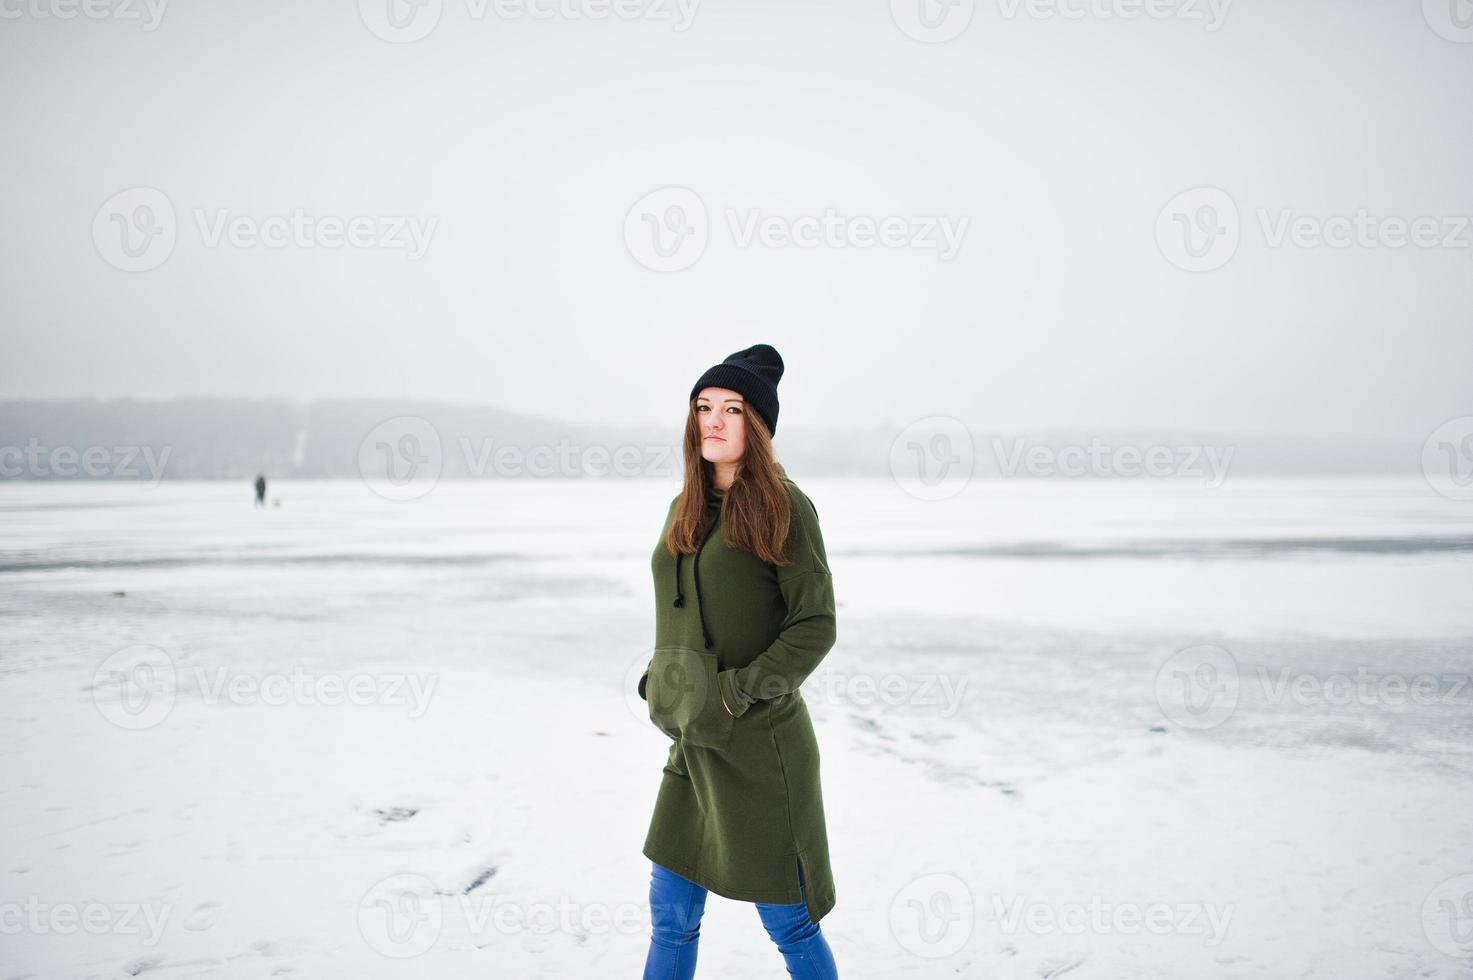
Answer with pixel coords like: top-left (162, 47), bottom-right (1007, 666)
top-left (695, 386), bottom-right (747, 464)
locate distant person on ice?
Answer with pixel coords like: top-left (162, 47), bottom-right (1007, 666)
top-left (254, 474), bottom-right (266, 508)
top-left (636, 343), bottom-right (841, 979)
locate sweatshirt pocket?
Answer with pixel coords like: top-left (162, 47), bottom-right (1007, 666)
top-left (646, 646), bottom-right (734, 751)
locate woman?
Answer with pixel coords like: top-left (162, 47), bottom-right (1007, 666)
top-left (637, 343), bottom-right (841, 979)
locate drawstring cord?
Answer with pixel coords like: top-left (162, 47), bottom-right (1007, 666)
top-left (672, 507), bottom-right (721, 650)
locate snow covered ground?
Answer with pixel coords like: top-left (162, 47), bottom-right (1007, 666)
top-left (1, 476), bottom-right (1471, 979)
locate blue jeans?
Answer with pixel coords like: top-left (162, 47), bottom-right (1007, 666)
top-left (642, 860), bottom-right (839, 980)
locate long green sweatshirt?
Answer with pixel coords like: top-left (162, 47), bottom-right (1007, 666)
top-left (638, 477), bottom-right (838, 924)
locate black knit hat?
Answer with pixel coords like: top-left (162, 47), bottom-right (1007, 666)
top-left (688, 343), bottom-right (785, 436)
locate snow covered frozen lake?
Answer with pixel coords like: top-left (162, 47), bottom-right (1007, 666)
top-left (2, 476), bottom-right (1471, 978)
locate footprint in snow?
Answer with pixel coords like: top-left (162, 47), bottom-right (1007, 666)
top-left (122, 954), bottom-right (166, 976)
top-left (464, 865), bottom-right (499, 894)
top-left (848, 714), bottom-right (896, 741)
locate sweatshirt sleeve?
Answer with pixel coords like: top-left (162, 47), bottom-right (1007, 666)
top-left (717, 485), bottom-right (836, 718)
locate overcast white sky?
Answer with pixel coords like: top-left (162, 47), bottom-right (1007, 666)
top-left (2, 0), bottom-right (1470, 442)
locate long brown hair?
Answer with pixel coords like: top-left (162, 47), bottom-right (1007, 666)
top-left (665, 398), bottom-right (794, 567)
